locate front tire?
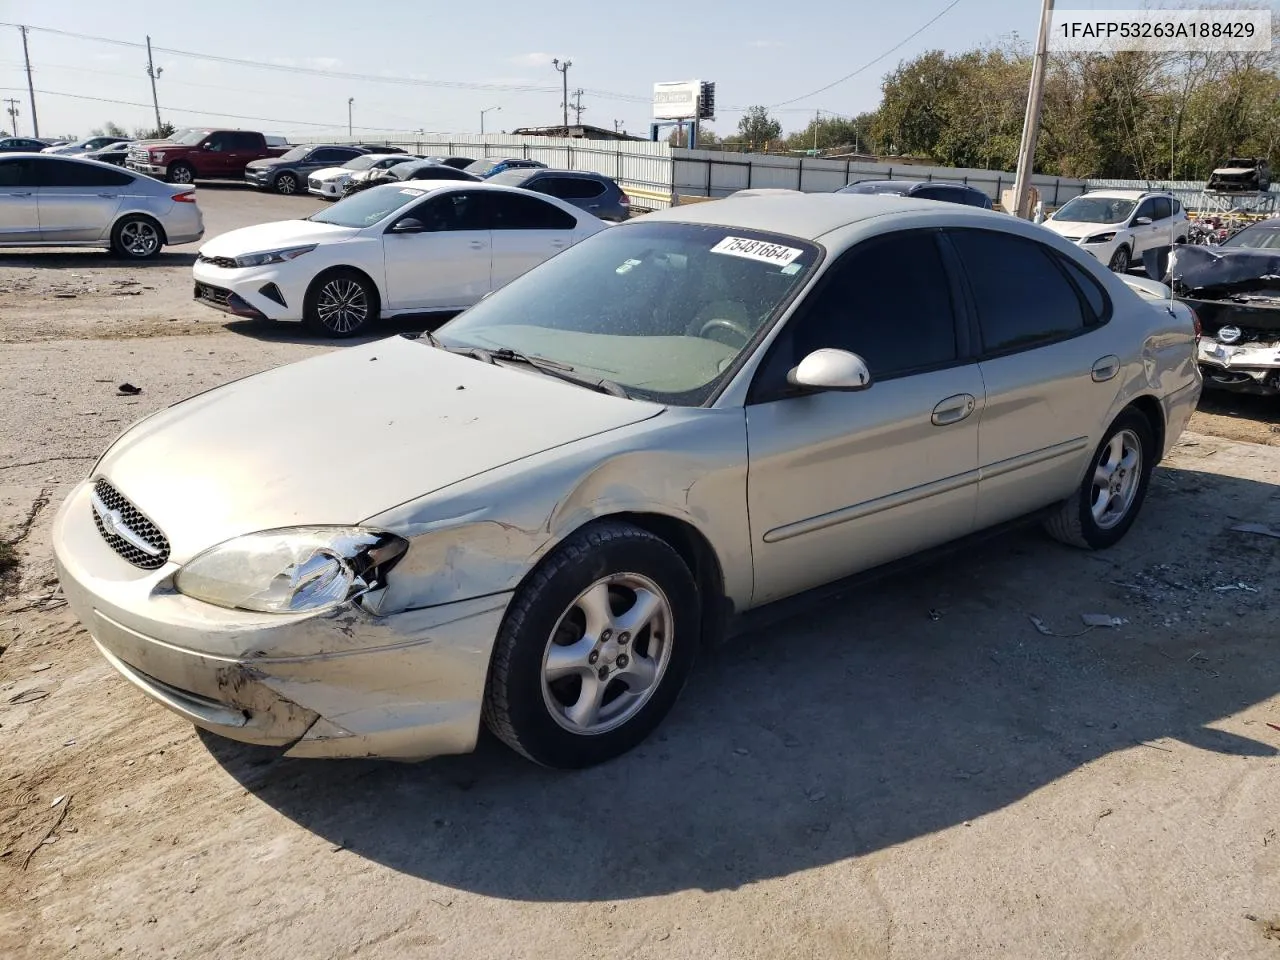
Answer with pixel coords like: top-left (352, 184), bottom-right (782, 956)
top-left (1044, 409), bottom-right (1156, 550)
top-left (483, 522), bottom-right (700, 769)
top-left (303, 268), bottom-right (378, 337)
top-left (166, 162), bottom-right (195, 185)
top-left (110, 215), bottom-right (163, 259)
top-left (274, 172), bottom-right (299, 195)
top-left (1108, 245), bottom-right (1131, 273)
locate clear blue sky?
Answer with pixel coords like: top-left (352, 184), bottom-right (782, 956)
top-left (0, 1), bottom-right (1246, 140)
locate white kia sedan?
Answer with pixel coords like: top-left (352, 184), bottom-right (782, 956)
top-left (191, 182), bottom-right (606, 335)
top-left (306, 153), bottom-right (418, 200)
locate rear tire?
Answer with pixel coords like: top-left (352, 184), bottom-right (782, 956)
top-left (483, 522), bottom-right (700, 769)
top-left (1044, 409), bottom-right (1156, 550)
top-left (110, 215), bottom-right (163, 259)
top-left (303, 268), bottom-right (378, 337)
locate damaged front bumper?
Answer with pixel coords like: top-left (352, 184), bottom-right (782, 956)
top-left (52, 480), bottom-right (511, 760)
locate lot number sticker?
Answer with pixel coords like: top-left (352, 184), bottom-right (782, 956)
top-left (710, 236), bottom-right (803, 267)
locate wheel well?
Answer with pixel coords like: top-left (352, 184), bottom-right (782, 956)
top-left (305, 266), bottom-right (381, 314)
top-left (608, 512), bottom-right (730, 647)
top-left (113, 212), bottom-right (167, 245)
top-left (1125, 395), bottom-right (1166, 457)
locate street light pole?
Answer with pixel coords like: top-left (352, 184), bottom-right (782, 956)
top-left (1012, 0), bottom-right (1054, 218)
top-left (347, 97), bottom-right (354, 138)
top-left (552, 57), bottom-right (572, 133)
top-left (481, 105), bottom-right (501, 136)
top-left (145, 35), bottom-right (163, 136)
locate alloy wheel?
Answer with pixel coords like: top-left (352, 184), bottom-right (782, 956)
top-left (170, 166), bottom-right (193, 184)
top-left (277, 174), bottom-right (297, 195)
top-left (119, 220), bottom-right (160, 258)
top-left (540, 573), bottom-right (674, 735)
top-left (315, 278), bottom-right (369, 334)
top-left (1090, 428), bottom-right (1142, 529)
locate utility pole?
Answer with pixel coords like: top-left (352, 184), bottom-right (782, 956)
top-left (570, 88), bottom-right (585, 125)
top-left (1011, 0), bottom-right (1054, 218)
top-left (19, 26), bottom-right (39, 137)
top-left (813, 109), bottom-right (821, 156)
top-left (552, 57), bottom-right (572, 133)
top-left (3, 98), bottom-right (19, 137)
top-left (480, 105), bottom-right (500, 136)
top-left (614, 119), bottom-right (622, 133)
top-left (145, 35), bottom-right (163, 135)
top-left (347, 97), bottom-right (354, 137)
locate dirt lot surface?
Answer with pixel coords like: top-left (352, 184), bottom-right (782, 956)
top-left (1, 187), bottom-right (1278, 959)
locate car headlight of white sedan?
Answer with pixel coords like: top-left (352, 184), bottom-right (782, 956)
top-left (232, 244), bottom-right (317, 268)
top-left (174, 526), bottom-right (408, 614)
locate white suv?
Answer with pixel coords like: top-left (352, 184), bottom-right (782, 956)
top-left (1041, 189), bottom-right (1188, 273)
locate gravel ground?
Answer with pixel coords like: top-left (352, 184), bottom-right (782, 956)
top-left (1, 186), bottom-right (1278, 959)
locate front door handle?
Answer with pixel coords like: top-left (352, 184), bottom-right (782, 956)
top-left (931, 393), bottom-right (976, 426)
top-left (10, 191), bottom-right (32, 197)
top-left (1092, 355), bottom-right (1120, 382)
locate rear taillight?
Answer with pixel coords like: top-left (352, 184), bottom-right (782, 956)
top-left (173, 191), bottom-right (197, 203)
top-left (1188, 305), bottom-right (1202, 339)
top-left (619, 192), bottom-right (631, 206)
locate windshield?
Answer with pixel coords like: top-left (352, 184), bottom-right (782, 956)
top-left (486, 170), bottom-right (535, 187)
top-left (1051, 196), bottom-right (1136, 224)
top-left (344, 155), bottom-right (392, 171)
top-left (276, 145), bottom-right (310, 162)
top-left (309, 183), bottom-right (423, 227)
top-left (842, 182), bottom-right (909, 195)
top-left (436, 222), bottom-right (821, 405)
top-left (466, 159), bottom-right (498, 175)
top-left (1222, 225), bottom-right (1280, 250)
top-left (174, 129), bottom-right (212, 145)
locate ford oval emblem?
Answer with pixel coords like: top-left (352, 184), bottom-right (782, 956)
top-left (1217, 325), bottom-right (1243, 345)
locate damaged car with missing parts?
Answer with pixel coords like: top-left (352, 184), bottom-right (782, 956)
top-left (1171, 219), bottom-right (1280, 395)
top-left (52, 194), bottom-right (1200, 769)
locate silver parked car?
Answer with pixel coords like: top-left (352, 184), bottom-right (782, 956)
top-left (52, 194), bottom-right (1201, 768)
top-left (0, 153), bottom-right (203, 258)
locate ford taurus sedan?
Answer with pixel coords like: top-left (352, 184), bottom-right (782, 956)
top-left (191, 181), bottom-right (604, 335)
top-left (53, 194), bottom-right (1201, 768)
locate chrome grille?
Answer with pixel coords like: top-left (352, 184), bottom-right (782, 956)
top-left (198, 253), bottom-right (237, 269)
top-left (91, 478), bottom-right (170, 570)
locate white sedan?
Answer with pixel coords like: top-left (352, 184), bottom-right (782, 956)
top-left (306, 153), bottom-right (417, 200)
top-left (192, 181), bottom-right (606, 335)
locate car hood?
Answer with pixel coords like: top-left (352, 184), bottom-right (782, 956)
top-left (199, 220), bottom-right (361, 256)
top-left (1041, 218), bottom-right (1121, 239)
top-left (245, 158), bottom-right (285, 171)
top-left (309, 167), bottom-right (352, 181)
top-left (95, 336), bottom-right (664, 560)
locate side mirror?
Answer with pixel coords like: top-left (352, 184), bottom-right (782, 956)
top-left (1134, 216), bottom-right (1153, 226)
top-left (786, 348), bottom-right (872, 393)
top-left (391, 217), bottom-right (426, 234)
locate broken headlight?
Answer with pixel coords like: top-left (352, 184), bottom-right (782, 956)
top-left (175, 527), bottom-right (408, 614)
top-left (1083, 232), bottom-right (1117, 244)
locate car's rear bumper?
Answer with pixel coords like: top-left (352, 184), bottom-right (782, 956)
top-left (52, 479), bottom-right (510, 760)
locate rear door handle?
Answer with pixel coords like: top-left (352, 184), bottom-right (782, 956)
top-left (97, 193), bottom-right (117, 198)
top-left (931, 393), bottom-right (976, 426)
top-left (468, 240), bottom-right (486, 249)
top-left (1092, 355), bottom-right (1120, 382)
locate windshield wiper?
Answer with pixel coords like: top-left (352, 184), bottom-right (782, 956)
top-left (466, 346), bottom-right (630, 398)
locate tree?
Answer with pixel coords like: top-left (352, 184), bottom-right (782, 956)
top-left (133, 121), bottom-right (176, 141)
top-left (90, 121), bottom-right (129, 138)
top-left (737, 106), bottom-right (782, 149)
top-left (667, 123), bottom-right (720, 148)
top-left (785, 114), bottom-right (877, 155)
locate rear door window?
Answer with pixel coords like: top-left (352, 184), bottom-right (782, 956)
top-left (41, 159), bottom-right (133, 187)
top-left (948, 229), bottom-right (1087, 354)
top-left (489, 192), bottom-right (578, 230)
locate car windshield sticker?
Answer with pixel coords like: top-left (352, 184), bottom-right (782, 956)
top-left (616, 258), bottom-right (643, 275)
top-left (710, 236), bottom-right (804, 267)
top-left (780, 263), bottom-right (803, 276)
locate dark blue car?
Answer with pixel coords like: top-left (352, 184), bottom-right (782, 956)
top-left (838, 179), bottom-right (993, 209)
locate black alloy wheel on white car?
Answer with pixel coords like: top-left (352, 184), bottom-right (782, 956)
top-left (303, 268), bottom-right (378, 337)
top-left (483, 522), bottom-right (700, 769)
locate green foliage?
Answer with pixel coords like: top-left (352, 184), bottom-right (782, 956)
top-left (737, 106), bottom-right (782, 149)
top-left (90, 121), bottom-right (129, 138)
top-left (133, 121), bottom-right (177, 141)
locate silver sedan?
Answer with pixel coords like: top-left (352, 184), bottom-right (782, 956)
top-left (0, 153), bottom-right (203, 258)
top-left (52, 194), bottom-right (1201, 767)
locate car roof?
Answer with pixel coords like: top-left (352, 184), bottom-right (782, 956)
top-left (642, 192), bottom-right (990, 240)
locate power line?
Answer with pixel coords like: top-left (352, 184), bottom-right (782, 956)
top-left (0, 86), bottom-right (426, 132)
top-left (0, 22), bottom-right (653, 104)
top-left (768, 0), bottom-right (963, 107)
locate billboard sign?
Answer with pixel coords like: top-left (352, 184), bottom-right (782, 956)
top-left (653, 81), bottom-right (701, 120)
